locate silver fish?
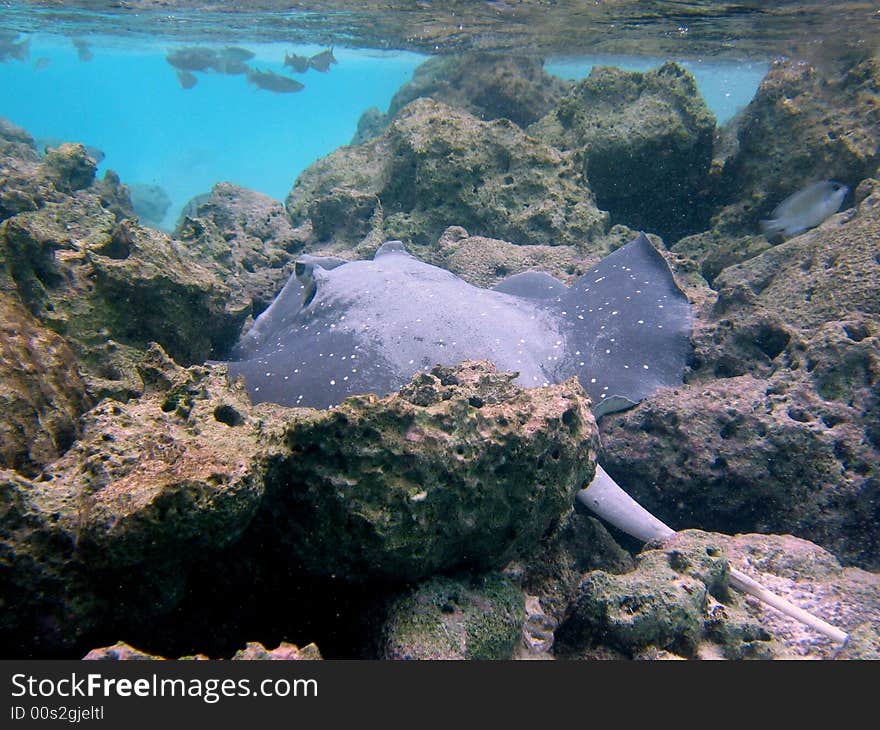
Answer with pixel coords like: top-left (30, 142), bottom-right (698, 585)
top-left (760, 180), bottom-right (848, 238)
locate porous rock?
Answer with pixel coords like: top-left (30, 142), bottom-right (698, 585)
top-left (382, 573), bottom-right (525, 660)
top-left (175, 182), bottom-right (309, 320)
top-left (529, 62), bottom-right (716, 241)
top-left (1, 193), bottom-right (248, 400)
top-left (556, 529), bottom-right (878, 659)
top-left (0, 348), bottom-right (267, 656)
top-left (0, 292), bottom-right (90, 475)
top-left (432, 224), bottom-right (639, 288)
top-left (286, 97), bottom-right (608, 249)
top-left (355, 54), bottom-right (570, 142)
top-left (713, 56), bottom-right (880, 234)
top-left (255, 360), bottom-right (598, 582)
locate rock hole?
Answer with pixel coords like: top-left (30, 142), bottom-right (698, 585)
top-left (711, 456), bottom-right (728, 470)
top-left (100, 224), bottom-right (132, 259)
top-left (213, 404), bottom-right (243, 426)
top-left (754, 323), bottom-right (790, 360)
top-left (844, 323), bottom-right (868, 342)
top-left (719, 421), bottom-right (738, 440)
top-left (714, 356), bottom-right (745, 379)
top-left (821, 413), bottom-right (844, 428)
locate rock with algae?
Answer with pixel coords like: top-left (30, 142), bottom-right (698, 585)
top-left (0, 292), bottom-right (91, 475)
top-left (82, 640), bottom-right (321, 660)
top-left (529, 62), bottom-right (716, 242)
top-left (257, 360), bottom-right (598, 583)
top-left (556, 529), bottom-right (880, 660)
top-left (600, 188), bottom-right (880, 569)
top-left (286, 97), bottom-right (608, 249)
top-left (382, 573), bottom-right (525, 660)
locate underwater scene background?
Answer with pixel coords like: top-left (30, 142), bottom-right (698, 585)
top-left (0, 1), bottom-right (878, 660)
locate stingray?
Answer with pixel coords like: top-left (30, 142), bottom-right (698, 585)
top-left (226, 234), bottom-right (691, 415)
top-left (222, 233), bottom-right (848, 643)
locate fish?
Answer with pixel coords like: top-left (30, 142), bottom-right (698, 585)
top-left (33, 57), bottom-right (50, 71)
top-left (212, 47), bottom-right (254, 75)
top-left (760, 180), bottom-right (849, 238)
top-left (0, 33), bottom-right (29, 63)
top-left (222, 233), bottom-right (851, 645)
top-left (308, 48), bottom-right (337, 72)
top-left (246, 68), bottom-right (305, 93)
top-left (72, 38), bottom-right (93, 61)
top-left (224, 233), bottom-right (692, 415)
top-left (166, 47), bottom-right (218, 72)
top-left (176, 69), bottom-right (198, 89)
top-left (219, 46), bottom-right (255, 63)
top-left (283, 52), bottom-right (310, 73)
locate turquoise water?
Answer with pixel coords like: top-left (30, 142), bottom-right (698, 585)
top-left (0, 34), bottom-right (763, 231)
top-left (0, 36), bottom-right (424, 228)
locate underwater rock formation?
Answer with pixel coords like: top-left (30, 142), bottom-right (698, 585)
top-left (556, 530), bottom-right (879, 660)
top-left (382, 573), bottom-right (525, 660)
top-left (0, 347), bottom-right (267, 656)
top-left (0, 124), bottom-right (94, 221)
top-left (175, 182), bottom-right (308, 319)
top-left (353, 54), bottom-right (570, 143)
top-left (0, 190), bottom-right (247, 400)
top-left (0, 294), bottom-right (91, 475)
top-left (254, 360), bottom-right (598, 582)
top-left (0, 357), bottom-right (597, 656)
top-left (529, 62), bottom-right (716, 242)
top-left (431, 223), bottom-right (640, 289)
top-left (82, 640), bottom-right (321, 660)
top-left (712, 56), bottom-right (880, 235)
top-left (601, 187), bottom-right (880, 569)
top-left (286, 97), bottom-right (608, 249)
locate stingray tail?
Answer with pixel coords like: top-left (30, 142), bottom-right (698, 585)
top-left (576, 465), bottom-right (849, 645)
